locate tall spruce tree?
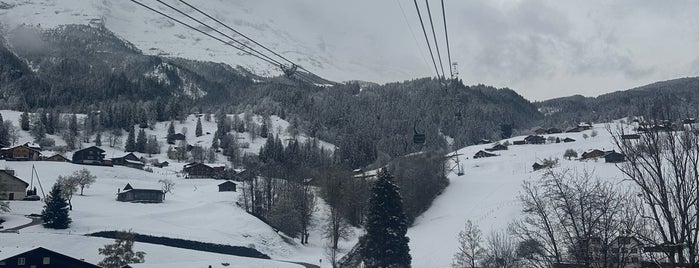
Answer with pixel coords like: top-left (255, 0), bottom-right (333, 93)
top-left (136, 128), bottom-right (146, 153)
top-left (20, 111), bottom-right (30, 131)
top-left (125, 126), bottom-right (136, 152)
top-left (195, 117), bottom-right (203, 137)
top-left (361, 168), bottom-right (411, 268)
top-left (167, 121), bottom-right (175, 144)
top-left (41, 183), bottom-right (72, 229)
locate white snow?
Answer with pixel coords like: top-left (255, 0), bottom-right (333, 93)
top-left (0, 110), bottom-right (345, 267)
top-left (407, 121), bottom-right (635, 267)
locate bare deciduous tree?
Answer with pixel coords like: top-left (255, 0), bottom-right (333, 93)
top-left (610, 122), bottom-right (699, 265)
top-left (452, 220), bottom-right (485, 268)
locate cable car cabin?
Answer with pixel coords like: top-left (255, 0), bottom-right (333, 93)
top-left (413, 120), bottom-right (426, 144)
top-left (413, 133), bottom-right (426, 144)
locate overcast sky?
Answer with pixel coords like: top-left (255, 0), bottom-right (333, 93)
top-left (5, 0), bottom-right (698, 101)
top-left (252, 0), bottom-right (699, 100)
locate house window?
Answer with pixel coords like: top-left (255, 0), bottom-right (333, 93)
top-left (17, 257), bottom-right (25, 265)
top-left (43, 257), bottom-right (50, 264)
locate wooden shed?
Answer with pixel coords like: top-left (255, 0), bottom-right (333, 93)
top-left (218, 181), bottom-right (237, 192)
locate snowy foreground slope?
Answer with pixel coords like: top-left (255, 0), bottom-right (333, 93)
top-left (408, 122), bottom-right (633, 268)
top-left (0, 110), bottom-right (344, 267)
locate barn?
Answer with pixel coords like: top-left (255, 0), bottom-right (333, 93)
top-left (0, 169), bottom-right (28, 200)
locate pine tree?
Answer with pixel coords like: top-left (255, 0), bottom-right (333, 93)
top-left (0, 113), bottom-right (8, 147)
top-left (167, 121), bottom-right (175, 144)
top-left (41, 183), bottom-right (72, 229)
top-left (361, 168), bottom-right (411, 268)
top-left (20, 111), bottom-right (30, 131)
top-left (95, 132), bottom-right (102, 146)
top-left (125, 126), bottom-right (136, 152)
top-left (136, 129), bottom-right (146, 153)
top-left (98, 230), bottom-right (146, 268)
top-left (195, 117), bottom-right (203, 137)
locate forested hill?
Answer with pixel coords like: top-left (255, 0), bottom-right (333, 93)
top-left (0, 24), bottom-right (544, 168)
top-left (536, 77), bottom-right (699, 126)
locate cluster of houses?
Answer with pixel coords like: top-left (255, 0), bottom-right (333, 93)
top-left (0, 140), bottom-right (240, 203)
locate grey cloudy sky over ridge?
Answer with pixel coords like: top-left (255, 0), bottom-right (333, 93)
top-left (6, 0), bottom-right (694, 101)
top-left (267, 0), bottom-right (699, 100)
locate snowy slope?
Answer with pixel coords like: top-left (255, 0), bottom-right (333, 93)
top-left (0, 110), bottom-right (345, 267)
top-left (407, 121), bottom-right (634, 267)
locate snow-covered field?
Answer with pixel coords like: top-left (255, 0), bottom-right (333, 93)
top-left (408, 122), bottom-right (634, 267)
top-left (0, 107), bottom-right (639, 267)
top-left (0, 110), bottom-right (344, 267)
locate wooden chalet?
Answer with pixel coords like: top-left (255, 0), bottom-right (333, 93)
top-left (547, 127), bottom-right (563, 134)
top-left (485, 144), bottom-right (508, 152)
top-left (582, 149), bottom-right (605, 160)
top-left (563, 137), bottom-right (576, 143)
top-left (45, 153), bottom-right (70, 162)
top-left (0, 247), bottom-right (100, 268)
top-left (524, 135), bottom-right (546, 144)
top-left (478, 139), bottom-right (492, 145)
top-left (0, 169), bottom-right (28, 200)
top-left (153, 161), bottom-right (169, 168)
top-left (605, 151), bottom-right (626, 163)
top-left (218, 181), bottom-right (237, 192)
top-left (172, 133), bottom-right (186, 141)
top-left (117, 183), bottom-right (164, 203)
top-left (1, 144), bottom-right (41, 161)
top-left (72, 146), bottom-right (110, 166)
top-left (512, 140), bottom-right (526, 145)
top-left (473, 150), bottom-right (497, 159)
top-left (532, 162), bottom-right (544, 171)
top-left (566, 126), bottom-right (584, 133)
top-left (182, 162), bottom-right (225, 179)
top-left (111, 153), bottom-right (145, 169)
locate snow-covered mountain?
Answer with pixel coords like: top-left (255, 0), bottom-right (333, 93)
top-left (0, 0), bottom-right (425, 83)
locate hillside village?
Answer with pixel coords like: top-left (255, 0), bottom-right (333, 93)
top-left (2, 105), bottom-right (698, 268)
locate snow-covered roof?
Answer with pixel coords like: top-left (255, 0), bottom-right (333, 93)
top-left (125, 159), bottom-right (145, 165)
top-left (0, 247), bottom-right (36, 260)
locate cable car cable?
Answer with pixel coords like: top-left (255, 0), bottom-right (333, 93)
top-left (154, 0), bottom-right (284, 67)
top-left (130, 0), bottom-right (279, 67)
top-left (412, 0), bottom-right (441, 79)
top-left (176, 0), bottom-right (317, 76)
top-left (440, 0), bottom-right (453, 79)
top-left (424, 0), bottom-right (446, 79)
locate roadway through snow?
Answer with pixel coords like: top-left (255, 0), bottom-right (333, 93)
top-left (0, 215), bottom-right (42, 233)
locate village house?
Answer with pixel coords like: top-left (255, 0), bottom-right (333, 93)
top-left (111, 153), bottom-right (145, 169)
top-left (218, 181), bottom-right (237, 192)
top-left (524, 135), bottom-right (546, 144)
top-left (532, 162), bottom-right (544, 171)
top-left (609, 236), bottom-right (644, 268)
top-left (605, 151), bottom-right (626, 163)
top-left (0, 169), bottom-right (28, 200)
top-left (581, 149), bottom-right (606, 160)
top-left (512, 140), bottom-right (526, 145)
top-left (563, 137), bottom-right (576, 143)
top-left (473, 150), bottom-right (497, 159)
top-left (182, 162), bottom-right (225, 179)
top-left (0, 247), bottom-right (101, 268)
top-left (1, 144), bottom-right (41, 161)
top-left (72, 146), bottom-right (110, 166)
top-left (44, 153), bottom-right (70, 162)
top-left (485, 144), bottom-right (508, 152)
top-left (153, 161), bottom-right (169, 168)
top-left (547, 127), bottom-right (563, 134)
top-left (116, 183), bottom-right (164, 203)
